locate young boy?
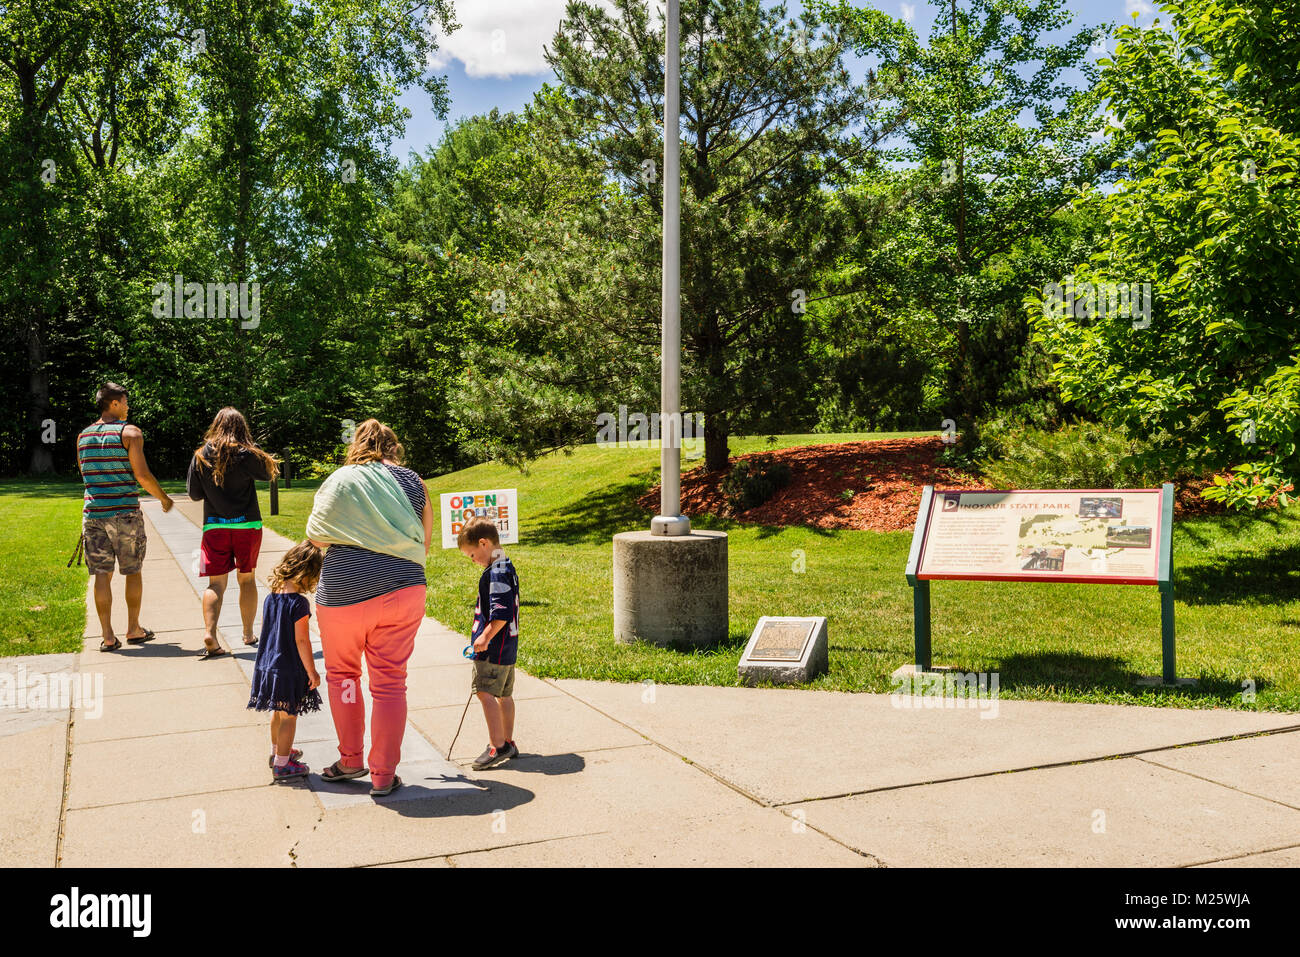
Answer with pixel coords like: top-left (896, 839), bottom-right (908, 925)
top-left (457, 517), bottom-right (521, 770)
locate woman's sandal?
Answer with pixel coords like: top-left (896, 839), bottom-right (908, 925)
top-left (242, 634), bottom-right (258, 646)
top-left (199, 641), bottom-right (228, 660)
top-left (99, 637), bottom-right (122, 652)
top-left (321, 761), bottom-right (367, 782)
top-left (370, 776), bottom-right (402, 797)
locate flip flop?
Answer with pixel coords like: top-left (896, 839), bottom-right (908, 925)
top-left (242, 635), bottom-right (258, 646)
top-left (321, 761), bottom-right (367, 782)
top-left (99, 637), bottom-right (122, 652)
top-left (125, 629), bottom-right (156, 645)
top-left (199, 642), bottom-right (229, 660)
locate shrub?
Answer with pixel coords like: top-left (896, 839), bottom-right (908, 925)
top-left (721, 454), bottom-right (793, 514)
top-left (939, 401), bottom-right (1061, 471)
top-left (294, 449), bottom-right (345, 480)
top-left (979, 421), bottom-right (1164, 489)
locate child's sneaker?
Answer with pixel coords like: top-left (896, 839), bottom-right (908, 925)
top-left (504, 740), bottom-right (519, 760)
top-left (472, 744), bottom-right (509, 770)
top-left (272, 759), bottom-right (309, 782)
top-left (268, 749), bottom-right (303, 769)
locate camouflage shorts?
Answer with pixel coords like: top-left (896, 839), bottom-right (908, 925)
top-left (83, 511), bottom-right (147, 576)
top-left (472, 660), bottom-right (515, 698)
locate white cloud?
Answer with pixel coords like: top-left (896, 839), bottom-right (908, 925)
top-left (430, 0), bottom-right (664, 79)
top-left (1125, 0), bottom-right (1155, 19)
top-left (900, 2), bottom-right (916, 24)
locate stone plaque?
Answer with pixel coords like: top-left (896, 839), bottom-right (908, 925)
top-left (738, 616), bottom-right (829, 685)
top-left (749, 620), bottom-right (815, 662)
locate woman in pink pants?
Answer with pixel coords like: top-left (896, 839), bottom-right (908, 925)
top-left (308, 420), bottom-right (432, 797)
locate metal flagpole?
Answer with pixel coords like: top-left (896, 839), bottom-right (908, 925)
top-left (612, 0), bottom-right (725, 647)
top-left (652, 0), bottom-right (690, 537)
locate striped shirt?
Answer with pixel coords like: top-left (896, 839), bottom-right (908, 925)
top-left (77, 421), bottom-right (139, 517)
top-left (315, 464), bottom-right (427, 607)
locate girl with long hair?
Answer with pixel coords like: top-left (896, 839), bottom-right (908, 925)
top-left (187, 407), bottom-right (280, 658)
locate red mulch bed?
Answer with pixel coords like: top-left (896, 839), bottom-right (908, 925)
top-left (638, 436), bottom-right (1227, 532)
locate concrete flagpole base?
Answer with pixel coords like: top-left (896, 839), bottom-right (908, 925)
top-left (613, 530), bottom-right (728, 646)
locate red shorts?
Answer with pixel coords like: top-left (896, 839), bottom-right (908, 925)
top-left (199, 526), bottom-right (263, 577)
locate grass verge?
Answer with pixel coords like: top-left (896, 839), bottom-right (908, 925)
top-left (0, 480), bottom-right (92, 656)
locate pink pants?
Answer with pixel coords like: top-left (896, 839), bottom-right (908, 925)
top-left (317, 585), bottom-right (426, 788)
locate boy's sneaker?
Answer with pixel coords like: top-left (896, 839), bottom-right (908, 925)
top-left (472, 744), bottom-right (510, 770)
top-left (272, 759), bottom-right (309, 782)
top-left (504, 741), bottom-right (519, 760)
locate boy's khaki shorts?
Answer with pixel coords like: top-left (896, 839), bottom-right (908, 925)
top-left (472, 660), bottom-right (515, 698)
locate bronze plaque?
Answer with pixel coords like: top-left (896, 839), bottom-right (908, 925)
top-left (749, 620), bottom-right (815, 662)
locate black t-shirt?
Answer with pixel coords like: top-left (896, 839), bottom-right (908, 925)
top-left (187, 444), bottom-right (272, 526)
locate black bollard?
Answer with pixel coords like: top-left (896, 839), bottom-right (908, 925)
top-left (283, 459), bottom-right (292, 489)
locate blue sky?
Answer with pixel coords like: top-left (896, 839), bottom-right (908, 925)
top-left (390, 0), bottom-right (1161, 162)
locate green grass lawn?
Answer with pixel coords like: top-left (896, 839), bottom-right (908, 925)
top-left (261, 432), bottom-right (1300, 711)
top-left (0, 480), bottom-right (95, 656)
top-left (0, 479), bottom-right (187, 657)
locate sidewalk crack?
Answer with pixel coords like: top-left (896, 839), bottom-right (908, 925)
top-left (780, 725), bottom-right (1300, 807)
top-left (1180, 839), bottom-right (1300, 868)
top-left (1134, 753), bottom-right (1300, 814)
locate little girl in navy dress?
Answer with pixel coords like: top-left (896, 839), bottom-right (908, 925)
top-left (248, 541), bottom-right (324, 781)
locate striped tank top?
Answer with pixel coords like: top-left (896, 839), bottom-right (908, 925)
top-left (78, 421), bottom-right (139, 517)
top-left (315, 464), bottom-right (428, 607)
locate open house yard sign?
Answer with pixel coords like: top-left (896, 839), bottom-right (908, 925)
top-left (439, 489), bottom-right (519, 550)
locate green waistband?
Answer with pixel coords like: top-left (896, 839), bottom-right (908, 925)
top-left (203, 520), bottom-right (263, 531)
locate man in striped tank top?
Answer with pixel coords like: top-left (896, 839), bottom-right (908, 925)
top-left (78, 382), bottom-right (175, 652)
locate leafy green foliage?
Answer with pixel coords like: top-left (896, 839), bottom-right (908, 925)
top-left (1033, 0), bottom-right (1300, 508)
top-left (815, 0), bottom-right (1118, 428)
top-left (0, 0), bottom-right (457, 476)
top-left (371, 109), bottom-right (571, 474)
top-left (447, 0), bottom-right (887, 471)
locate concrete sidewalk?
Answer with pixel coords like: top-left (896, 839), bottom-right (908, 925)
top-left (5, 498), bottom-right (1300, 867)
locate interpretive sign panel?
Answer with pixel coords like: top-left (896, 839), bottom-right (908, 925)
top-left (904, 484), bottom-right (1180, 683)
top-left (916, 489), bottom-right (1164, 585)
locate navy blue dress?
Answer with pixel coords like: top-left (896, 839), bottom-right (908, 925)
top-left (247, 592), bottom-right (322, 715)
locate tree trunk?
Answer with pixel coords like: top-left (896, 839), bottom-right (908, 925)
top-left (227, 11), bottom-right (257, 413)
top-left (704, 410), bottom-right (729, 472)
top-left (702, 324), bottom-right (731, 470)
top-left (15, 58), bottom-right (58, 474)
top-left (27, 316), bottom-right (54, 474)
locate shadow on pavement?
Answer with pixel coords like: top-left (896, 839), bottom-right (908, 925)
top-left (102, 640), bottom-right (209, 659)
top-left (375, 778), bottom-right (536, 819)
top-left (493, 752), bottom-right (586, 776)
